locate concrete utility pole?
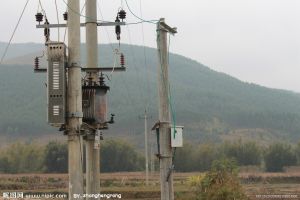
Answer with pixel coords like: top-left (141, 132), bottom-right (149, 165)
top-left (144, 109), bottom-right (149, 185)
top-left (67, 0), bottom-right (84, 199)
top-left (156, 18), bottom-right (177, 200)
top-left (140, 109), bottom-right (150, 185)
top-left (85, 0), bottom-right (100, 198)
top-left (150, 142), bottom-right (155, 176)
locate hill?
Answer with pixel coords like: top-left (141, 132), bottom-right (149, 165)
top-left (1, 43), bottom-right (300, 145)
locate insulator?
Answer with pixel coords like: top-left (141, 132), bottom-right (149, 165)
top-left (44, 19), bottom-right (50, 42)
top-left (99, 73), bottom-right (105, 86)
top-left (34, 57), bottom-right (39, 69)
top-left (120, 54), bottom-right (125, 67)
top-left (35, 12), bottom-right (44, 24)
top-left (118, 9), bottom-right (126, 21)
top-left (115, 17), bottom-right (121, 40)
top-left (63, 12), bottom-right (68, 21)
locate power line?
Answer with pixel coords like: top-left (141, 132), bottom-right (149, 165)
top-left (81, 0), bottom-right (87, 14)
top-left (61, 0), bottom-right (109, 22)
top-left (63, 1), bottom-right (87, 43)
top-left (124, 0), bottom-right (158, 24)
top-left (125, 26), bottom-right (147, 112)
top-left (54, 0), bottom-right (60, 41)
top-left (97, 1), bottom-right (116, 51)
top-left (139, 0), bottom-right (151, 110)
top-left (0, 0), bottom-right (30, 66)
top-left (39, 0), bottom-right (47, 17)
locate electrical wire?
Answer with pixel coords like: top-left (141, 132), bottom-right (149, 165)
top-left (125, 26), bottom-right (147, 112)
top-left (61, 0), bottom-right (109, 22)
top-left (39, 0), bottom-right (47, 17)
top-left (97, 1), bottom-right (116, 51)
top-left (168, 34), bottom-right (177, 130)
top-left (139, 0), bottom-right (151, 111)
top-left (81, 0), bottom-right (87, 14)
top-left (63, 1), bottom-right (87, 43)
top-left (124, 0), bottom-right (158, 24)
top-left (0, 0), bottom-right (30, 66)
top-left (125, 21), bottom-right (145, 25)
top-left (54, 0), bottom-right (60, 41)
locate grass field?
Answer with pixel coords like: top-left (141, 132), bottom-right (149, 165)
top-left (0, 172), bottom-right (300, 199)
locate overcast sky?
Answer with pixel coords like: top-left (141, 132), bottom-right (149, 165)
top-left (1, 0), bottom-right (300, 92)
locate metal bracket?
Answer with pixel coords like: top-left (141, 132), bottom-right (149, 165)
top-left (36, 22), bottom-right (126, 29)
top-left (166, 165), bottom-right (174, 182)
top-left (34, 68), bottom-right (47, 73)
top-left (151, 121), bottom-right (171, 131)
top-left (68, 112), bottom-right (83, 118)
top-left (68, 63), bottom-right (81, 69)
top-left (82, 67), bottom-right (126, 72)
top-left (157, 18), bottom-right (177, 35)
top-left (155, 154), bottom-right (172, 159)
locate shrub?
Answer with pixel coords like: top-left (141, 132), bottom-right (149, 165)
top-left (197, 158), bottom-right (249, 200)
top-left (44, 141), bottom-right (68, 173)
top-left (264, 143), bottom-right (297, 172)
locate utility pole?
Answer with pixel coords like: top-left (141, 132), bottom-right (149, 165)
top-left (141, 109), bottom-right (149, 185)
top-left (34, 1), bottom-right (126, 199)
top-left (156, 18), bottom-right (177, 200)
top-left (85, 0), bottom-right (100, 198)
top-left (150, 141), bottom-right (155, 176)
top-left (67, 0), bottom-right (84, 199)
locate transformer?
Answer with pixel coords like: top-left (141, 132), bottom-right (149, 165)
top-left (47, 42), bottom-right (67, 126)
top-left (82, 75), bottom-right (110, 129)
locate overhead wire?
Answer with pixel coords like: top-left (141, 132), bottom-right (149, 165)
top-left (97, 1), bottom-right (115, 51)
top-left (63, 0), bottom-right (87, 43)
top-left (139, 0), bottom-right (151, 111)
top-left (54, 0), bottom-right (60, 41)
top-left (124, 0), bottom-right (158, 24)
top-left (125, 25), bottom-right (147, 112)
top-left (0, 0), bottom-right (30, 66)
top-left (61, 0), bottom-right (109, 22)
top-left (39, 0), bottom-right (47, 17)
top-left (157, 30), bottom-right (178, 171)
top-left (81, 0), bottom-right (87, 14)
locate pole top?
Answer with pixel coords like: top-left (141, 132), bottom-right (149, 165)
top-left (158, 18), bottom-right (177, 34)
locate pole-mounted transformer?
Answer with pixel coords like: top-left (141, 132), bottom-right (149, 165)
top-left (82, 74), bottom-right (112, 130)
top-left (33, 10), bottom-right (127, 131)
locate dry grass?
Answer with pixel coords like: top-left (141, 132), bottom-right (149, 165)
top-left (0, 172), bottom-right (300, 199)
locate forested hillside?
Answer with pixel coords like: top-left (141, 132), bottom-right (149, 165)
top-left (1, 43), bottom-right (300, 143)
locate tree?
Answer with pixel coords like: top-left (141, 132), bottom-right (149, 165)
top-left (174, 143), bottom-right (197, 172)
top-left (0, 142), bottom-right (44, 173)
top-left (197, 158), bottom-right (249, 200)
top-left (221, 140), bottom-right (261, 166)
top-left (296, 142), bottom-right (300, 165)
top-left (264, 143), bottom-right (297, 172)
top-left (101, 139), bottom-right (144, 172)
top-left (44, 141), bottom-right (68, 173)
top-left (196, 143), bottom-right (218, 171)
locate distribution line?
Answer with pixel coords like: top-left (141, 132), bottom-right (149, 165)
top-left (39, 0), bottom-right (47, 17)
top-left (139, 0), bottom-right (151, 111)
top-left (0, 0), bottom-right (30, 66)
top-left (125, 25), bottom-right (148, 112)
top-left (63, 1), bottom-right (87, 43)
top-left (54, 0), bottom-right (60, 41)
top-left (124, 0), bottom-right (158, 24)
top-left (61, 0), bottom-right (109, 22)
top-left (97, 0), bottom-right (116, 51)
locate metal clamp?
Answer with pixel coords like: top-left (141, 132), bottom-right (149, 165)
top-left (68, 62), bottom-right (81, 68)
top-left (68, 112), bottom-right (83, 118)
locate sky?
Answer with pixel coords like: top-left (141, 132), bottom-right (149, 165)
top-left (1, 0), bottom-right (300, 92)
